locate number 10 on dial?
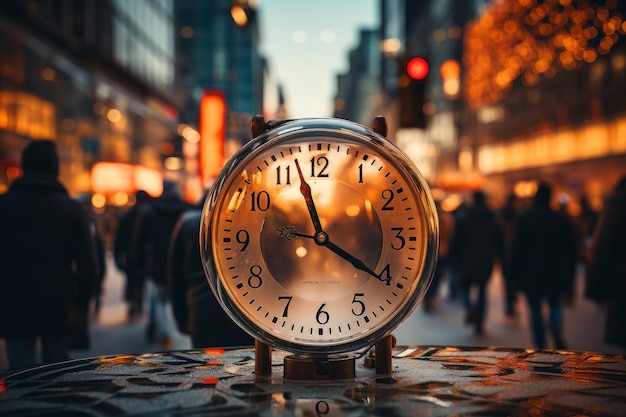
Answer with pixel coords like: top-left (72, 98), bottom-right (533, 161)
top-left (201, 118), bottom-right (439, 355)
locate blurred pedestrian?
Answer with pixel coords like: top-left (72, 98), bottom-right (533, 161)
top-left (0, 140), bottom-right (98, 369)
top-left (576, 195), bottom-right (599, 263)
top-left (587, 176), bottom-right (626, 350)
top-left (497, 192), bottom-right (519, 319)
top-left (579, 195), bottom-right (598, 244)
top-left (136, 180), bottom-right (193, 349)
top-left (91, 219), bottom-right (107, 318)
top-left (113, 189), bottom-right (153, 320)
top-left (167, 198), bottom-right (253, 348)
top-left (71, 195), bottom-right (107, 351)
top-left (423, 198), bottom-right (454, 313)
top-left (77, 195), bottom-right (107, 318)
top-left (510, 182), bottom-right (578, 349)
top-left (449, 190), bottom-right (504, 335)
top-left (447, 198), bottom-right (468, 301)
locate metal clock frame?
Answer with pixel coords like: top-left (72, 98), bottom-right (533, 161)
top-left (200, 116), bottom-right (439, 378)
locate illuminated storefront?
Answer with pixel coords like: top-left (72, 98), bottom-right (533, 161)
top-left (0, 0), bottom-right (178, 200)
top-left (456, 0), bottom-right (626, 209)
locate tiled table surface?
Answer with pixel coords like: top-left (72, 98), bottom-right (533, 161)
top-left (1, 345), bottom-right (625, 416)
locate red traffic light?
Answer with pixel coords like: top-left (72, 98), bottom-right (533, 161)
top-left (406, 57), bottom-right (429, 80)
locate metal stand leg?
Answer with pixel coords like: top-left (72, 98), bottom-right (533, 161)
top-left (251, 114), bottom-right (267, 137)
top-left (372, 116), bottom-right (388, 137)
top-left (375, 334), bottom-right (394, 375)
top-left (254, 339), bottom-right (272, 376)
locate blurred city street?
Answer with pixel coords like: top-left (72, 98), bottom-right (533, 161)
top-left (2, 4), bottom-right (626, 417)
top-left (2, 252), bottom-right (622, 372)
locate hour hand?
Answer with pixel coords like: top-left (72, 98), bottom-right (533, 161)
top-left (294, 159), bottom-right (323, 234)
top-left (274, 226), bottom-right (314, 241)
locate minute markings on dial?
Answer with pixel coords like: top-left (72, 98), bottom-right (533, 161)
top-left (217, 140), bottom-right (421, 342)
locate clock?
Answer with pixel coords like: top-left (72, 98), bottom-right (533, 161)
top-left (200, 116), bottom-right (438, 377)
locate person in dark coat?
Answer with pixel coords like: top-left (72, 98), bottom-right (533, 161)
top-left (76, 194), bottom-right (107, 318)
top-left (72, 194), bottom-right (107, 350)
top-left (449, 190), bottom-right (504, 335)
top-left (91, 222), bottom-right (107, 317)
top-left (497, 193), bottom-right (520, 318)
top-left (423, 199), bottom-right (455, 313)
top-left (136, 180), bottom-right (193, 349)
top-left (0, 140), bottom-right (98, 369)
top-left (587, 176), bottom-right (626, 350)
top-left (113, 189), bottom-right (153, 320)
top-left (510, 182), bottom-right (578, 349)
top-left (447, 199), bottom-right (468, 301)
top-left (167, 205), bottom-right (253, 348)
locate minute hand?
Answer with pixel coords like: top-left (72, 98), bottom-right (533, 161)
top-left (323, 239), bottom-right (388, 284)
top-left (294, 159), bottom-right (323, 234)
top-left (275, 225), bottom-right (390, 284)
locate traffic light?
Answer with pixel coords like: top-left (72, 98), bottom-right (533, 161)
top-left (406, 57), bottom-right (429, 81)
top-left (398, 56), bottom-right (429, 128)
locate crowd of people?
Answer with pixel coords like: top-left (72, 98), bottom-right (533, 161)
top-left (0, 139), bottom-right (624, 371)
top-left (425, 179), bottom-right (626, 352)
top-left (0, 140), bottom-right (252, 370)
top-left (112, 181), bottom-right (252, 351)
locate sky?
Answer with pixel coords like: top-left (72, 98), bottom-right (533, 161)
top-left (257, 0), bottom-right (379, 119)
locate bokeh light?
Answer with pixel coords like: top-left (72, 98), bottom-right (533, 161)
top-left (464, 0), bottom-right (625, 109)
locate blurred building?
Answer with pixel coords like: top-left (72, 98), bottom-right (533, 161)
top-left (371, 0), bottom-right (626, 211)
top-left (175, 0), bottom-right (266, 140)
top-left (173, 0), bottom-right (268, 199)
top-left (0, 0), bottom-right (270, 205)
top-left (333, 28), bottom-right (382, 127)
top-left (0, 0), bottom-right (179, 199)
top-left (332, 0), bottom-right (468, 181)
top-left (460, 0), bottom-right (626, 211)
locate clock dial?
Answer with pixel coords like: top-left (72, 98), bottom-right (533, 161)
top-left (201, 119), bottom-right (438, 354)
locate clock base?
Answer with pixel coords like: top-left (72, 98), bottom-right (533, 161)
top-left (284, 354), bottom-right (356, 380)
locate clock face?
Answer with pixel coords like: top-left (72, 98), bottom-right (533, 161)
top-left (201, 119), bottom-right (438, 354)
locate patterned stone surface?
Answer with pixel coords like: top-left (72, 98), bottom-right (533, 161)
top-left (1, 346), bottom-right (625, 416)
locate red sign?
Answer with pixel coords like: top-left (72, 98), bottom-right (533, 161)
top-left (199, 91), bottom-right (226, 185)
